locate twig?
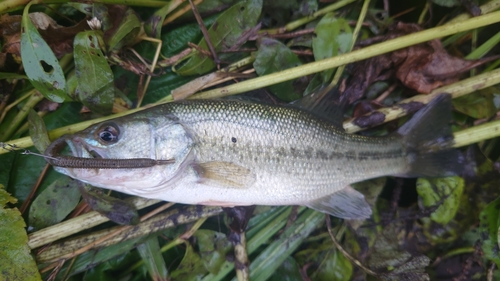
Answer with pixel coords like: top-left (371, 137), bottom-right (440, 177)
top-left (163, 0), bottom-right (203, 26)
top-left (259, 28), bottom-right (314, 39)
top-left (191, 10), bottom-right (500, 99)
top-left (188, 0), bottom-right (219, 65)
top-left (344, 67), bottom-right (500, 133)
top-left (19, 163), bottom-right (49, 214)
top-left (187, 42), bottom-right (213, 57)
top-left (325, 215), bottom-right (379, 276)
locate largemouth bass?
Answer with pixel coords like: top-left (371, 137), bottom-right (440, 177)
top-left (45, 94), bottom-right (461, 219)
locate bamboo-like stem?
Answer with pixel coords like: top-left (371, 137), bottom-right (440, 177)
top-left (2, 10), bottom-right (500, 154)
top-left (453, 119), bottom-right (500, 148)
top-left (330, 0), bottom-right (371, 87)
top-left (190, 10), bottom-right (500, 100)
top-left (344, 67), bottom-right (500, 133)
top-left (37, 206), bottom-right (220, 264)
top-left (0, 91), bottom-right (43, 142)
top-left (0, 0), bottom-right (169, 13)
top-left (28, 197), bottom-right (160, 249)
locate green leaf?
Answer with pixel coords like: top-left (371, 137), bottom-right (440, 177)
top-left (170, 242), bottom-right (207, 281)
top-left (0, 72), bottom-right (27, 79)
top-left (176, 0), bottom-right (263, 75)
top-left (145, 1), bottom-right (180, 39)
top-left (80, 185), bottom-right (139, 225)
top-left (312, 13), bottom-right (352, 82)
top-left (20, 5), bottom-right (67, 103)
top-left (74, 30), bottom-right (114, 114)
top-left (416, 176), bottom-right (464, 225)
top-left (136, 236), bottom-right (169, 280)
top-left (0, 185), bottom-right (42, 281)
top-left (452, 86), bottom-right (500, 119)
top-left (432, 0), bottom-right (460, 7)
top-left (268, 256), bottom-right (302, 281)
top-left (28, 109), bottom-right (50, 153)
top-left (312, 248), bottom-right (352, 281)
top-left (106, 8), bottom-right (141, 51)
top-left (60, 235), bottom-right (145, 277)
top-left (253, 38), bottom-right (303, 101)
top-left (29, 177), bottom-right (81, 230)
top-left (249, 209), bottom-right (323, 280)
top-left (479, 196), bottom-right (500, 268)
top-left (194, 229), bottom-right (232, 275)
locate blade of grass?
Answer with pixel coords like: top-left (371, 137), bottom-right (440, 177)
top-left (245, 209), bottom-right (323, 281)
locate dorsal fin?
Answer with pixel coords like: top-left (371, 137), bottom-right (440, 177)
top-left (291, 85), bottom-right (345, 129)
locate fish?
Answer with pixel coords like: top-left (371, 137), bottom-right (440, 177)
top-left (45, 93), bottom-right (462, 220)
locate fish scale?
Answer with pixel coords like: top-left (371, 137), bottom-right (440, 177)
top-left (47, 95), bottom-right (461, 219)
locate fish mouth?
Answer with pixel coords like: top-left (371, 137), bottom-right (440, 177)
top-left (66, 137), bottom-right (103, 160)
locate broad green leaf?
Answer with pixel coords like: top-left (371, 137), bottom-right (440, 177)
top-left (0, 185), bottom-right (42, 281)
top-left (29, 177), bottom-right (81, 230)
top-left (479, 196), bottom-right (500, 268)
top-left (106, 7), bottom-right (141, 51)
top-left (176, 0), bottom-right (263, 75)
top-left (74, 30), bottom-right (114, 114)
top-left (158, 15), bottom-right (218, 57)
top-left (0, 153), bottom-right (15, 188)
top-left (80, 185), bottom-right (139, 225)
top-left (453, 86), bottom-right (500, 119)
top-left (170, 242), bottom-right (207, 281)
top-left (253, 38), bottom-right (303, 101)
top-left (20, 5), bottom-right (67, 103)
top-left (312, 13), bottom-right (352, 82)
top-left (28, 109), bottom-right (50, 153)
top-left (416, 176), bottom-right (464, 225)
top-left (312, 248), bottom-right (352, 281)
top-left (136, 236), bottom-right (168, 280)
top-left (268, 256), bottom-right (302, 281)
top-left (194, 229), bottom-right (232, 275)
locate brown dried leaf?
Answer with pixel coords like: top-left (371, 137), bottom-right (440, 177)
top-left (343, 22), bottom-right (498, 103)
top-left (0, 13), bottom-right (88, 57)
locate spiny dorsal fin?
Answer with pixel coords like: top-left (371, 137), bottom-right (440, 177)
top-left (292, 85), bottom-right (345, 129)
top-left (194, 161), bottom-right (256, 188)
top-left (305, 185), bottom-right (372, 220)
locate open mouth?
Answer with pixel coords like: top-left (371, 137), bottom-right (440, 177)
top-left (66, 137), bottom-right (102, 160)
top-left (44, 135), bottom-right (176, 169)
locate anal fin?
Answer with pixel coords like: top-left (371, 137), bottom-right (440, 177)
top-left (194, 161), bottom-right (256, 188)
top-left (305, 186), bottom-right (372, 220)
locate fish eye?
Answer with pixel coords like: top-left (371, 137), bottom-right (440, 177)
top-left (96, 123), bottom-right (120, 144)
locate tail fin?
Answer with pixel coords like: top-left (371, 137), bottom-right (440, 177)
top-left (398, 94), bottom-right (463, 177)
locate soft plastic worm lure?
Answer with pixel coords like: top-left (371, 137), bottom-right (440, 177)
top-left (42, 136), bottom-right (175, 169)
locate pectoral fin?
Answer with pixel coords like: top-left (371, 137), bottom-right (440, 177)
top-left (306, 186), bottom-right (372, 220)
top-left (194, 161), bottom-right (256, 188)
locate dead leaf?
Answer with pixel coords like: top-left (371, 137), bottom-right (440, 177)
top-left (342, 22), bottom-right (498, 103)
top-left (0, 13), bottom-right (89, 57)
